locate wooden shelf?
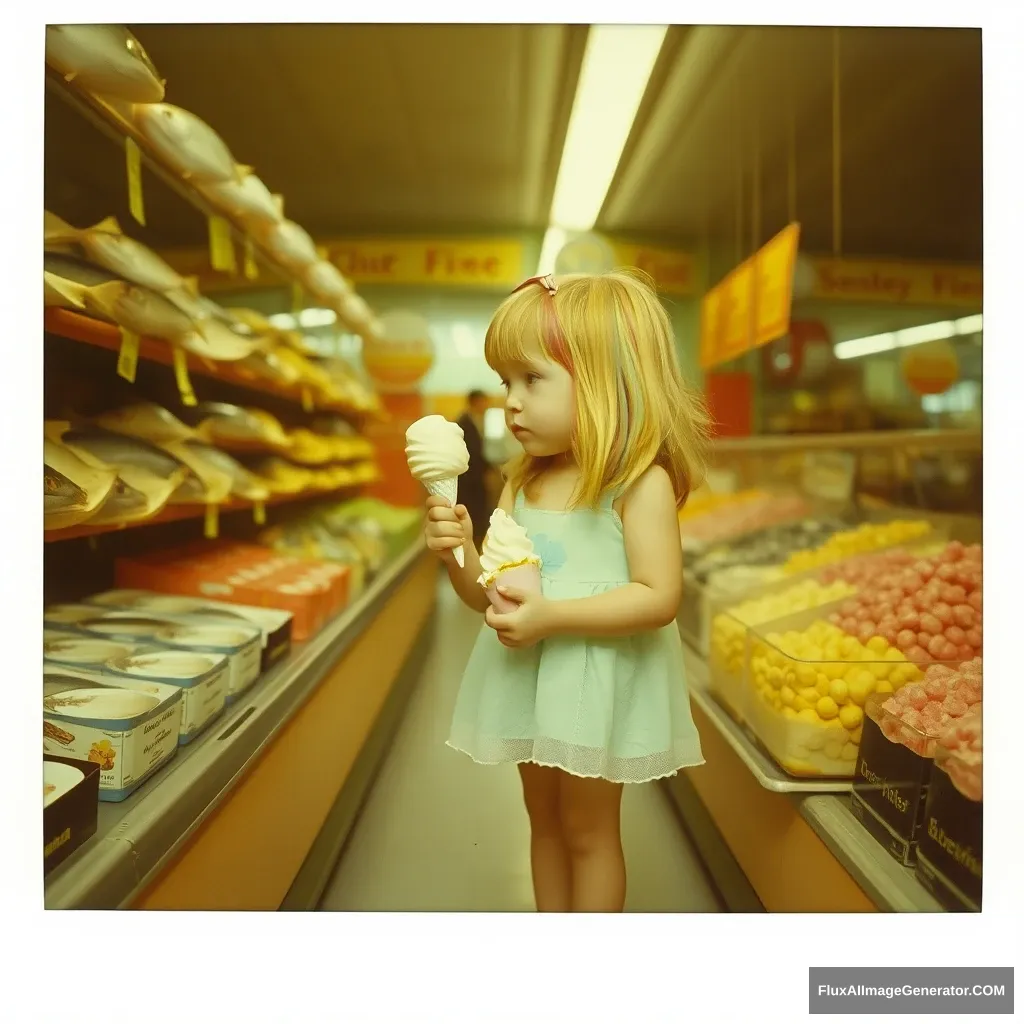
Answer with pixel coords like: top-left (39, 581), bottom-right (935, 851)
top-left (44, 308), bottom-right (360, 414)
top-left (44, 486), bottom-right (360, 543)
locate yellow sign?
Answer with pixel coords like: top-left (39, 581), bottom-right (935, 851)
top-left (753, 223), bottom-right (801, 347)
top-left (700, 223), bottom-right (801, 369)
top-left (611, 243), bottom-right (698, 296)
top-left (326, 239), bottom-right (525, 289)
top-left (809, 257), bottom-right (982, 307)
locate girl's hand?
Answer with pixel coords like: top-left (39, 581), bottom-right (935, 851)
top-left (485, 585), bottom-right (555, 648)
top-left (424, 495), bottom-right (473, 563)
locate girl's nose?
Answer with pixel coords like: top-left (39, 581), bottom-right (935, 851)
top-left (505, 392), bottom-right (523, 412)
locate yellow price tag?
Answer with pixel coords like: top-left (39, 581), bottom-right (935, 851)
top-left (301, 386), bottom-right (314, 413)
top-left (126, 137), bottom-right (146, 226)
top-left (173, 347), bottom-right (197, 406)
top-left (243, 237), bottom-right (259, 281)
top-left (253, 500), bottom-right (267, 525)
top-left (208, 216), bottom-right (237, 273)
top-left (116, 328), bottom-right (140, 383)
top-left (204, 503), bottom-right (219, 540)
top-left (291, 282), bottom-right (303, 314)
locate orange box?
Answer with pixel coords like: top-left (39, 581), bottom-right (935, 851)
top-left (116, 542), bottom-right (351, 642)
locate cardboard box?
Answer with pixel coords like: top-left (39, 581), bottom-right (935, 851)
top-left (850, 696), bottom-right (934, 866)
top-left (44, 634), bottom-right (230, 745)
top-left (44, 755), bottom-right (100, 875)
top-left (43, 668), bottom-right (182, 802)
top-left (115, 542), bottom-right (351, 640)
top-left (915, 754), bottom-right (983, 912)
top-left (85, 589), bottom-right (293, 672)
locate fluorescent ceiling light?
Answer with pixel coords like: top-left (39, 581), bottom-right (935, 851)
top-left (835, 315), bottom-right (984, 361)
top-left (535, 25), bottom-right (666, 274)
top-left (298, 308), bottom-right (337, 328)
top-left (536, 226), bottom-right (567, 276)
top-left (834, 332), bottom-right (897, 360)
top-left (551, 26), bottom-right (667, 232)
top-left (268, 312), bottom-right (296, 328)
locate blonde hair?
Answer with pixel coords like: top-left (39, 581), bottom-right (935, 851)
top-left (485, 269), bottom-right (712, 510)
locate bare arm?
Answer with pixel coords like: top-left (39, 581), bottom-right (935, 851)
top-left (548, 465), bottom-right (683, 637)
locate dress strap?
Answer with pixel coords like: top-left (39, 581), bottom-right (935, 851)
top-left (513, 488), bottom-right (525, 511)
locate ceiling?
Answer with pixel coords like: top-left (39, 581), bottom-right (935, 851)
top-left (44, 24), bottom-right (982, 266)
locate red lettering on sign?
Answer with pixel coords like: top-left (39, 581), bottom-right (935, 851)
top-left (334, 249), bottom-right (397, 276)
top-left (424, 248), bottom-right (501, 279)
top-left (933, 272), bottom-right (982, 300)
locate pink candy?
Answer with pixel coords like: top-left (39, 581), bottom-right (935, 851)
top-left (924, 677), bottom-right (948, 700)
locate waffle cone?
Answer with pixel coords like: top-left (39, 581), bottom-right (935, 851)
top-left (423, 476), bottom-right (463, 566)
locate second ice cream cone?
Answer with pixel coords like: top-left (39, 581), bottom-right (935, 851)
top-left (484, 560), bottom-right (542, 613)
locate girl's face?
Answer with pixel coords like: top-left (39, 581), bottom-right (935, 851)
top-left (498, 353), bottom-right (575, 457)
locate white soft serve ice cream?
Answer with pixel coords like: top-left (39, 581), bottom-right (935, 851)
top-left (404, 415), bottom-right (470, 482)
top-left (477, 509), bottom-right (541, 587)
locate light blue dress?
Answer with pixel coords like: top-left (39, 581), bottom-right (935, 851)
top-left (447, 488), bottom-right (705, 783)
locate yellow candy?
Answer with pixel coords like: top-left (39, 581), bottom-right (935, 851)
top-left (829, 679), bottom-right (849, 704)
top-left (888, 667), bottom-right (908, 688)
top-left (796, 665), bottom-right (817, 688)
top-left (841, 743), bottom-right (860, 762)
top-left (875, 679), bottom-right (894, 695)
top-left (867, 636), bottom-right (889, 655)
top-left (839, 704), bottom-right (863, 731)
top-left (816, 696), bottom-right (839, 720)
top-left (884, 648), bottom-right (905, 663)
top-left (850, 725), bottom-right (863, 744)
top-left (869, 661), bottom-right (891, 680)
top-left (848, 670), bottom-right (876, 706)
top-left (780, 685), bottom-right (796, 707)
top-left (796, 708), bottom-right (820, 725)
top-left (782, 706), bottom-right (798, 719)
top-left (799, 687), bottom-right (820, 705)
top-left (815, 678), bottom-right (831, 698)
top-left (840, 636), bottom-right (861, 659)
top-left (793, 696), bottom-right (811, 712)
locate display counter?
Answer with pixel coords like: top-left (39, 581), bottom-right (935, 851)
top-left (664, 643), bottom-right (944, 913)
top-left (45, 540), bottom-right (434, 910)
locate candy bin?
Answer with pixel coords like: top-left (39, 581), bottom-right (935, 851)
top-left (850, 694), bottom-right (936, 865)
top-left (742, 608), bottom-right (945, 778)
top-left (677, 571), bottom-right (707, 654)
top-left (915, 686), bottom-right (983, 912)
top-left (708, 577), bottom-right (857, 723)
top-left (782, 519), bottom-right (934, 576)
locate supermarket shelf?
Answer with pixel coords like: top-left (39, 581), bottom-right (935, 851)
top-left (44, 538), bottom-right (426, 910)
top-left (43, 484), bottom-right (365, 543)
top-left (44, 68), bottom-right (366, 328)
top-left (44, 308), bottom-right (353, 413)
top-left (713, 429), bottom-right (982, 455)
top-left (682, 642), bottom-right (852, 795)
top-left (797, 795), bottom-right (944, 912)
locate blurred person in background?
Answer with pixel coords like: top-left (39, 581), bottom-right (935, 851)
top-left (457, 389), bottom-right (495, 550)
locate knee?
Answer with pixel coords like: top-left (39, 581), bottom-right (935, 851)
top-left (560, 807), bottom-right (615, 858)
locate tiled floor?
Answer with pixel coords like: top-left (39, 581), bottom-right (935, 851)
top-left (319, 572), bottom-right (723, 913)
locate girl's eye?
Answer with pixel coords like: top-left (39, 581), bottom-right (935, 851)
top-left (526, 373), bottom-right (541, 385)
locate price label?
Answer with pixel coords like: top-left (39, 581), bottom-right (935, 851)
top-left (173, 347), bottom-right (197, 407)
top-left (204, 503), bottom-right (219, 540)
top-left (126, 137), bottom-right (146, 226)
top-left (116, 328), bottom-right (140, 383)
top-left (208, 216), bottom-right (238, 273)
top-left (243, 237), bottom-right (259, 281)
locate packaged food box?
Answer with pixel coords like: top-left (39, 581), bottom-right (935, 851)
top-left (43, 668), bottom-right (182, 802)
top-left (850, 694), bottom-right (935, 865)
top-left (740, 608), bottom-right (956, 778)
top-left (915, 716), bottom-right (983, 911)
top-left (44, 755), bottom-right (101, 875)
top-left (84, 589), bottom-right (293, 672)
top-left (64, 611), bottom-right (263, 705)
top-left (115, 541), bottom-right (351, 640)
top-left (44, 634), bottom-right (230, 744)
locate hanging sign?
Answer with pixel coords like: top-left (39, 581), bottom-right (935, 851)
top-left (807, 257), bottom-right (982, 308)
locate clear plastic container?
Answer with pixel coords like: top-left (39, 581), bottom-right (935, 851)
top-left (740, 607), bottom-right (957, 778)
top-left (707, 580), bottom-right (858, 723)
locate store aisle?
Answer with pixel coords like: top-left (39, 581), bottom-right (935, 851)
top-left (320, 570), bottom-right (723, 912)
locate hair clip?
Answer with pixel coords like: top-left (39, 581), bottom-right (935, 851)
top-left (513, 274), bottom-right (557, 296)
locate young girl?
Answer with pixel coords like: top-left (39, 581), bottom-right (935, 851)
top-left (424, 270), bottom-right (711, 913)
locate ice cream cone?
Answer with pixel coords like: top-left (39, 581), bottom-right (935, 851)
top-left (424, 476), bottom-right (464, 566)
top-left (484, 560), bottom-right (542, 613)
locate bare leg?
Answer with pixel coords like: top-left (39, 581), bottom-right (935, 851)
top-left (559, 773), bottom-right (626, 913)
top-left (518, 763), bottom-right (572, 912)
